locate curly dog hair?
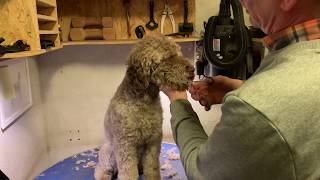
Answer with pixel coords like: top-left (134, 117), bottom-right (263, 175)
top-left (94, 35), bottom-right (195, 180)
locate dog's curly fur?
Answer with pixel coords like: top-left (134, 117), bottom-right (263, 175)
top-left (94, 35), bottom-right (194, 180)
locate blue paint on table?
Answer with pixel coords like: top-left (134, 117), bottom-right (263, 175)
top-left (35, 143), bottom-right (187, 180)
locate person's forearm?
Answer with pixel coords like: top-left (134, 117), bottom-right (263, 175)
top-left (170, 99), bottom-right (208, 179)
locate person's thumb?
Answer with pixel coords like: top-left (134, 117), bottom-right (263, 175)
top-left (203, 77), bottom-right (214, 84)
top-left (200, 98), bottom-right (212, 111)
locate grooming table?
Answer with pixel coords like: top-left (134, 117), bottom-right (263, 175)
top-left (34, 143), bottom-right (187, 180)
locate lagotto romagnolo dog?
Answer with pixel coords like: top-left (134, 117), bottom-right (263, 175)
top-left (94, 35), bottom-right (195, 180)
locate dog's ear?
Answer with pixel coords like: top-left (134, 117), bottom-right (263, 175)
top-left (126, 60), bottom-right (151, 89)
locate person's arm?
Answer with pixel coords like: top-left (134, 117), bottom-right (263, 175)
top-left (170, 96), bottom-right (296, 180)
top-left (170, 99), bottom-right (208, 179)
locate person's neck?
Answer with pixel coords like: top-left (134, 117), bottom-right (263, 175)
top-left (269, 16), bottom-right (315, 34)
top-left (268, 2), bottom-right (318, 34)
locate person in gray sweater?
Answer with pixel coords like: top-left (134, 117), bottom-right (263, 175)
top-left (161, 0), bottom-right (320, 179)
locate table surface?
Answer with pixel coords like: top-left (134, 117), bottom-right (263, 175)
top-left (34, 143), bottom-right (188, 180)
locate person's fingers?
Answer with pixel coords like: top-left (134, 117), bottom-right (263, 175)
top-left (190, 77), bottom-right (213, 92)
top-left (189, 80), bottom-right (208, 95)
top-left (190, 84), bottom-right (210, 101)
top-left (190, 83), bottom-right (201, 92)
top-left (200, 97), bottom-right (212, 111)
top-left (199, 99), bottom-right (212, 111)
top-left (188, 85), bottom-right (197, 95)
top-left (205, 105), bottom-right (211, 111)
top-left (203, 76), bottom-right (214, 84)
top-left (189, 84), bottom-right (204, 101)
top-left (199, 99), bottom-right (207, 106)
top-left (192, 78), bottom-right (211, 87)
top-left (191, 93), bottom-right (200, 101)
top-left (200, 95), bottom-right (214, 105)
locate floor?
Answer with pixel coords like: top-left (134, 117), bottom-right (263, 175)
top-left (34, 143), bottom-right (187, 180)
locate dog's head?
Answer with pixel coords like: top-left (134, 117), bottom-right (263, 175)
top-left (127, 35), bottom-right (194, 91)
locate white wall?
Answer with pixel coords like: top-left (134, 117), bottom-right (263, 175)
top-left (33, 0), bottom-right (254, 167)
top-left (195, 0), bottom-right (221, 34)
top-left (0, 1), bottom-right (253, 179)
top-left (37, 45), bottom-right (132, 160)
top-left (0, 58), bottom-right (48, 180)
top-left (195, 0), bottom-right (251, 35)
top-left (36, 43), bottom-right (222, 163)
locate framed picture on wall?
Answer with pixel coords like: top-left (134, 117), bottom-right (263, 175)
top-left (0, 58), bottom-right (32, 130)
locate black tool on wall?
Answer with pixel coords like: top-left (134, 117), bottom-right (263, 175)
top-left (146, 0), bottom-right (158, 30)
top-left (178, 0), bottom-right (193, 34)
top-left (135, 25), bottom-right (146, 39)
top-left (41, 40), bottom-right (55, 49)
top-left (123, 0), bottom-right (131, 36)
top-left (0, 37), bottom-right (30, 56)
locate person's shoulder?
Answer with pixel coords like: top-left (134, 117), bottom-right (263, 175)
top-left (230, 39), bottom-right (320, 96)
top-left (225, 39), bottom-right (320, 117)
top-left (277, 39), bottom-right (320, 59)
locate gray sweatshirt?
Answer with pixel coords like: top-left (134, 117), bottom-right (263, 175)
top-left (170, 39), bottom-right (320, 180)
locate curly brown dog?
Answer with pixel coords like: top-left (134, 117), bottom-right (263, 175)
top-left (95, 35), bottom-right (194, 180)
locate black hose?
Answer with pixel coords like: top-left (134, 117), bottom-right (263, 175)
top-left (203, 0), bottom-right (248, 69)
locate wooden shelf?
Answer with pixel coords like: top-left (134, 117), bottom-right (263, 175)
top-left (57, 0), bottom-right (196, 42)
top-left (36, 0), bottom-right (56, 8)
top-left (0, 50), bottom-right (45, 60)
top-left (0, 46), bottom-right (62, 60)
top-left (37, 14), bottom-right (57, 22)
top-left (174, 37), bottom-right (201, 43)
top-left (62, 37), bottom-right (200, 46)
top-left (39, 30), bottom-right (59, 35)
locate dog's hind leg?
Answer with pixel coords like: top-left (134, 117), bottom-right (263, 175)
top-left (141, 141), bottom-right (161, 180)
top-left (94, 141), bottom-right (116, 180)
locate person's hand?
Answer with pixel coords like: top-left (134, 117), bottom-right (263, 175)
top-left (160, 86), bottom-right (188, 102)
top-left (189, 75), bottom-right (243, 111)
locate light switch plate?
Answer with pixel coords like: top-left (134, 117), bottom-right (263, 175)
top-left (0, 58), bottom-right (32, 130)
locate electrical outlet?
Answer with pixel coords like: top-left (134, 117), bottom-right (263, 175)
top-left (67, 129), bottom-right (82, 143)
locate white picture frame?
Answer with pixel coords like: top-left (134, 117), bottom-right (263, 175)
top-left (0, 58), bottom-right (32, 130)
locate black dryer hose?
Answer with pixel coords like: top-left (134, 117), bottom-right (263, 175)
top-left (203, 0), bottom-right (248, 69)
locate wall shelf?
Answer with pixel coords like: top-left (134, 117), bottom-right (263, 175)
top-left (37, 0), bottom-right (61, 50)
top-left (0, 47), bottom-right (62, 60)
top-left (0, 51), bottom-right (45, 60)
top-left (62, 37), bottom-right (200, 46)
top-left (57, 0), bottom-right (196, 42)
top-left (36, 0), bottom-right (56, 8)
top-left (37, 14), bottom-right (57, 22)
top-left (39, 30), bottom-right (59, 35)
top-left (1, 0), bottom-right (197, 59)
